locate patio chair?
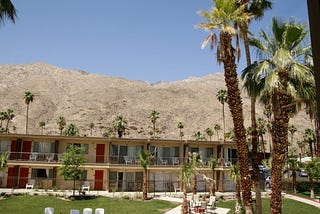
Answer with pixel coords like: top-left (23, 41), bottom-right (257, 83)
top-left (29, 152), bottom-right (38, 161)
top-left (172, 157), bottom-right (179, 165)
top-left (173, 182), bottom-right (181, 193)
top-left (70, 209), bottom-right (79, 214)
top-left (206, 196), bottom-right (216, 213)
top-left (82, 181), bottom-right (90, 191)
top-left (124, 156), bottom-right (132, 164)
top-left (95, 208), bottom-right (104, 214)
top-left (159, 157), bottom-right (167, 165)
top-left (26, 179), bottom-right (35, 189)
top-left (46, 153), bottom-right (55, 162)
top-left (83, 208), bottom-right (93, 214)
top-left (44, 207), bottom-right (54, 214)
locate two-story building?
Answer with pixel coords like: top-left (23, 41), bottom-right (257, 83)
top-left (0, 134), bottom-right (238, 192)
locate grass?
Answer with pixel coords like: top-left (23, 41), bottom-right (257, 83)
top-left (0, 194), bottom-right (178, 214)
top-left (216, 197), bottom-right (320, 213)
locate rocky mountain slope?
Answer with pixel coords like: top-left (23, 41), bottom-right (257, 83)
top-left (0, 63), bottom-right (312, 142)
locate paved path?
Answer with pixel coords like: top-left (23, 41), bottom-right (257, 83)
top-left (283, 193), bottom-right (320, 208)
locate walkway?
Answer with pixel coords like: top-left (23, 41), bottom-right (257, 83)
top-left (283, 193), bottom-right (320, 208)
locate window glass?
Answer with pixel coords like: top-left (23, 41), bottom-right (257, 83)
top-left (0, 140), bottom-right (8, 152)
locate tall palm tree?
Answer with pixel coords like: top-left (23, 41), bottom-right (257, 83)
top-left (0, 0), bottom-right (17, 24)
top-left (190, 152), bottom-right (203, 196)
top-left (148, 110), bottom-right (160, 138)
top-left (216, 89), bottom-right (228, 140)
top-left (57, 116), bottom-right (66, 135)
top-left (198, 1), bottom-right (253, 212)
top-left (113, 115), bottom-right (127, 138)
top-left (238, 1), bottom-right (272, 212)
top-left (229, 164), bottom-right (242, 213)
top-left (177, 121), bottom-right (184, 140)
top-left (243, 18), bottom-right (314, 213)
top-left (24, 91), bottom-right (34, 134)
top-left (139, 149), bottom-right (150, 200)
top-left (214, 124), bottom-right (222, 140)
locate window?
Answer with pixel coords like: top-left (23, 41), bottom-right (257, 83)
top-left (33, 142), bottom-right (55, 153)
top-left (0, 140), bottom-right (8, 152)
top-left (67, 143), bottom-right (89, 154)
top-left (31, 169), bottom-right (53, 179)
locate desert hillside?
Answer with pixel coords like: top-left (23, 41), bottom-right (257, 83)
top-left (0, 63), bottom-right (313, 143)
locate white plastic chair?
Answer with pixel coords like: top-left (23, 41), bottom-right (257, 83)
top-left (124, 156), bottom-right (132, 164)
top-left (82, 181), bottom-right (90, 191)
top-left (95, 208), bottom-right (104, 214)
top-left (83, 208), bottom-right (93, 214)
top-left (173, 182), bottom-right (181, 193)
top-left (44, 207), bottom-right (54, 214)
top-left (70, 209), bottom-right (79, 214)
top-left (26, 179), bottom-right (35, 189)
top-left (46, 153), bottom-right (55, 162)
top-left (29, 152), bottom-right (38, 161)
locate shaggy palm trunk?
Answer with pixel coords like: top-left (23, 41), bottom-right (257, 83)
top-left (211, 171), bottom-right (216, 196)
top-left (221, 32), bottom-right (253, 213)
top-left (270, 70), bottom-right (291, 214)
top-left (193, 174), bottom-right (197, 195)
top-left (181, 183), bottom-right (188, 214)
top-left (143, 169), bottom-right (148, 200)
top-left (292, 171), bottom-right (297, 193)
top-left (235, 180), bottom-right (242, 211)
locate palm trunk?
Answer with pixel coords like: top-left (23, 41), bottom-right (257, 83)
top-left (270, 72), bottom-right (291, 213)
top-left (223, 104), bottom-right (226, 141)
top-left (236, 180), bottom-right (242, 212)
top-left (309, 175), bottom-right (315, 199)
top-left (26, 104), bottom-right (29, 134)
top-left (211, 171), bottom-right (216, 196)
top-left (143, 169), bottom-right (148, 200)
top-left (181, 183), bottom-right (188, 214)
top-left (292, 171), bottom-right (297, 194)
top-left (193, 174), bottom-right (197, 195)
top-left (221, 32), bottom-right (253, 213)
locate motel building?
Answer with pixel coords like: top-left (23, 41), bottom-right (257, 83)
top-left (0, 134), bottom-right (238, 193)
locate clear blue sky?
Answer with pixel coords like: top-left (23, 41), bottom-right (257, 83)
top-left (0, 0), bottom-right (309, 83)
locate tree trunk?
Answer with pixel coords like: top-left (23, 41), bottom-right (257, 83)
top-left (270, 85), bottom-right (291, 213)
top-left (143, 169), bottom-right (148, 200)
top-left (73, 178), bottom-right (76, 196)
top-left (181, 183), bottom-right (188, 214)
top-left (309, 175), bottom-right (315, 199)
top-left (26, 104), bottom-right (29, 134)
top-left (221, 32), bottom-right (253, 213)
top-left (193, 174), bottom-right (197, 195)
top-left (292, 171), bottom-right (297, 194)
top-left (211, 171), bottom-right (216, 196)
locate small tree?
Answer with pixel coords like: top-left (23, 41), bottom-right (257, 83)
top-left (148, 110), bottom-right (160, 138)
top-left (64, 123), bottom-right (80, 136)
top-left (113, 115), bottom-right (127, 138)
top-left (229, 164), bottom-right (242, 213)
top-left (139, 149), bottom-right (150, 200)
top-left (59, 145), bottom-right (85, 196)
top-left (57, 116), bottom-right (66, 135)
top-left (89, 122), bottom-right (95, 136)
top-left (214, 124), bottom-right (222, 140)
top-left (205, 127), bottom-right (214, 141)
top-left (39, 121), bottom-right (46, 134)
top-left (177, 121), bottom-right (184, 140)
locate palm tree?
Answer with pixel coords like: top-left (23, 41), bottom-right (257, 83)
top-left (192, 131), bottom-right (206, 141)
top-left (208, 156), bottom-right (217, 196)
top-left (216, 89), bottom-right (228, 140)
top-left (283, 158), bottom-right (301, 193)
top-left (39, 121), bottom-right (46, 134)
top-left (190, 152), bottom-right (203, 196)
top-left (302, 158), bottom-right (320, 199)
top-left (303, 128), bottom-right (316, 157)
top-left (214, 124), bottom-right (222, 140)
top-left (288, 124), bottom-right (297, 158)
top-left (257, 118), bottom-right (267, 158)
top-left (57, 116), bottom-right (66, 135)
top-left (243, 18), bottom-right (314, 213)
top-left (205, 127), bottom-right (214, 141)
top-left (198, 1), bottom-right (253, 211)
top-left (139, 149), bottom-right (150, 200)
top-left (24, 91), bottom-right (34, 134)
top-left (177, 121), bottom-right (184, 140)
top-left (4, 108), bottom-right (14, 133)
top-left (229, 164), bottom-right (242, 213)
top-left (89, 122), bottom-right (94, 136)
top-left (0, 111), bottom-right (6, 129)
top-left (0, 0), bottom-right (17, 24)
top-left (180, 156), bottom-right (196, 214)
top-left (113, 115), bottom-right (127, 138)
top-left (148, 110), bottom-right (160, 138)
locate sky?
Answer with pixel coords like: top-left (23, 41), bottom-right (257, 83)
top-left (0, 0), bottom-right (309, 83)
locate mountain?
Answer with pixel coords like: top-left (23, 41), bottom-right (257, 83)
top-left (0, 62), bottom-right (312, 142)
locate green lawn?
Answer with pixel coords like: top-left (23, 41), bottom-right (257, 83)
top-left (216, 198), bottom-right (320, 213)
top-left (0, 194), bottom-right (178, 214)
